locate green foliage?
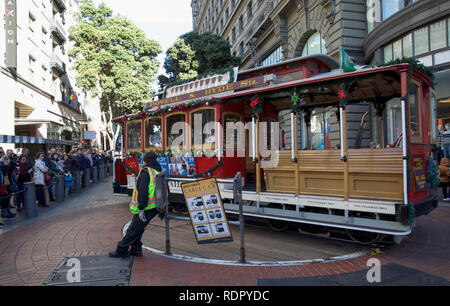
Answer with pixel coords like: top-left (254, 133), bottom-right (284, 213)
top-left (68, 0), bottom-right (162, 118)
top-left (159, 31), bottom-right (241, 88)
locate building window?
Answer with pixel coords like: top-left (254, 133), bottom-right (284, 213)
top-left (261, 46), bottom-right (283, 67)
top-left (247, 1), bottom-right (253, 19)
top-left (414, 26), bottom-right (429, 56)
top-left (382, 18), bottom-right (450, 64)
top-left (393, 39), bottom-right (402, 60)
top-left (381, 0), bottom-right (405, 21)
top-left (239, 42), bottom-right (244, 56)
top-left (239, 15), bottom-right (243, 32)
top-left (232, 27), bottom-right (236, 42)
top-left (384, 44), bottom-right (393, 62)
top-left (430, 19), bottom-right (446, 51)
top-left (301, 32), bottom-right (327, 57)
top-left (366, 0), bottom-right (376, 33)
top-left (402, 33), bottom-right (413, 58)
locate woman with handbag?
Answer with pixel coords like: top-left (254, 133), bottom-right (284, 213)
top-left (34, 152), bottom-right (49, 207)
top-left (0, 153), bottom-right (16, 220)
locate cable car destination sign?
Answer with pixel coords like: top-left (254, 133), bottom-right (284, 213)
top-left (181, 178), bottom-right (233, 244)
top-left (145, 75), bottom-right (271, 110)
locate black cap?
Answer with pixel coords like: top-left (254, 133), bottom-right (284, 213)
top-left (143, 151), bottom-right (157, 164)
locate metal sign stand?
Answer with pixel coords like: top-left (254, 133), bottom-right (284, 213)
top-left (162, 172), bottom-right (246, 263)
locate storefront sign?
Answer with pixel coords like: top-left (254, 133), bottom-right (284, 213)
top-left (181, 178), bottom-right (233, 244)
top-left (83, 131), bottom-right (97, 140)
top-left (5, 0), bottom-right (17, 69)
top-left (413, 156), bottom-right (426, 192)
top-left (145, 75), bottom-right (267, 109)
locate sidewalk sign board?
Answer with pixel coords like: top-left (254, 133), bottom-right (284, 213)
top-left (181, 178), bottom-right (233, 244)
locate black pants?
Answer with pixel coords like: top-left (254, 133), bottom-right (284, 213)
top-left (116, 209), bottom-right (158, 254)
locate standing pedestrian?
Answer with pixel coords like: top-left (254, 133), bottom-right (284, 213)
top-left (109, 151), bottom-right (162, 258)
top-left (34, 152), bottom-right (49, 207)
top-left (0, 153), bottom-right (16, 220)
top-left (16, 155), bottom-right (32, 212)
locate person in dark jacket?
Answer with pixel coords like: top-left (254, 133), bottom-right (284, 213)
top-left (109, 151), bottom-right (162, 258)
top-left (16, 155), bottom-right (32, 212)
top-left (0, 153), bottom-right (16, 220)
top-left (43, 151), bottom-right (56, 202)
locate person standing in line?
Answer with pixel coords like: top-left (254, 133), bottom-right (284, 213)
top-left (16, 155), bottom-right (32, 212)
top-left (439, 157), bottom-right (450, 201)
top-left (109, 151), bottom-right (162, 258)
top-left (34, 152), bottom-right (49, 207)
top-left (0, 153), bottom-right (16, 220)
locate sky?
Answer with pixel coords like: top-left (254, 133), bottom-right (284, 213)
top-left (93, 0), bottom-right (193, 88)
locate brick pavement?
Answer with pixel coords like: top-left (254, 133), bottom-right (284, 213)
top-left (0, 178), bottom-right (449, 285)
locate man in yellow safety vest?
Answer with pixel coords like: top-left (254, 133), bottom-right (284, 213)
top-left (109, 151), bottom-right (162, 258)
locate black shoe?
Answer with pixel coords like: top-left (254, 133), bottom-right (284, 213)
top-left (109, 251), bottom-right (129, 258)
top-left (49, 198), bottom-right (56, 202)
top-left (128, 249), bottom-right (143, 257)
top-left (0, 222), bottom-right (5, 228)
top-left (38, 203), bottom-right (50, 207)
top-left (2, 212), bottom-right (16, 220)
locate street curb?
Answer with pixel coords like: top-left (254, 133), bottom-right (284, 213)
top-left (122, 220), bottom-right (369, 267)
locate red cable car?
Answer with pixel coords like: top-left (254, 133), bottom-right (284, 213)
top-left (113, 54), bottom-right (438, 244)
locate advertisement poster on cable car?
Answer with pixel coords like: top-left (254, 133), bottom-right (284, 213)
top-left (181, 178), bottom-right (233, 244)
top-left (157, 154), bottom-right (196, 176)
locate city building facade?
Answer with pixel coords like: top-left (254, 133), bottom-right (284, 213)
top-left (0, 0), bottom-right (102, 151)
top-left (191, 0), bottom-right (450, 138)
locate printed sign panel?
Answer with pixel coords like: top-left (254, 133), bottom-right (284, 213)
top-left (413, 156), bottom-right (426, 192)
top-left (181, 178), bottom-right (233, 244)
top-left (158, 154), bottom-right (196, 176)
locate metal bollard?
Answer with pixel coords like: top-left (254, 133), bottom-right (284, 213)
top-left (83, 168), bottom-right (89, 188)
top-left (24, 182), bottom-right (37, 218)
top-left (56, 175), bottom-right (65, 203)
top-left (92, 166), bottom-right (98, 184)
top-left (98, 164), bottom-right (104, 182)
top-left (73, 170), bottom-right (80, 194)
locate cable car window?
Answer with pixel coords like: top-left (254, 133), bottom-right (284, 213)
top-left (223, 113), bottom-right (242, 148)
top-left (386, 98), bottom-right (402, 147)
top-left (127, 121), bottom-right (142, 150)
top-left (190, 108), bottom-right (215, 148)
top-left (145, 118), bottom-right (162, 148)
top-left (166, 113), bottom-right (186, 148)
top-left (309, 109), bottom-right (332, 150)
top-left (409, 83), bottom-right (420, 136)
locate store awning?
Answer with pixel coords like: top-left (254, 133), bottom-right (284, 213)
top-left (0, 134), bottom-right (75, 146)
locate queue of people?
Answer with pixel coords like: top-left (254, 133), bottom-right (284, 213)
top-left (0, 146), bottom-right (113, 229)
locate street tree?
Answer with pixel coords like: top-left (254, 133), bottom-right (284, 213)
top-left (159, 31), bottom-right (240, 88)
top-left (68, 0), bottom-right (162, 150)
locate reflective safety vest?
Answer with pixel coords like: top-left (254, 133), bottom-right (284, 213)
top-left (129, 167), bottom-right (159, 214)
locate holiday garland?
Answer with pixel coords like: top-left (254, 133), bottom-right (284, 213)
top-left (249, 96), bottom-right (263, 115)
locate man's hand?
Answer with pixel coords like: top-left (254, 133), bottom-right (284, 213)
top-left (138, 210), bottom-right (147, 223)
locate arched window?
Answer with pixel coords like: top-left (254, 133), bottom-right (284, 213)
top-left (301, 32), bottom-right (327, 57)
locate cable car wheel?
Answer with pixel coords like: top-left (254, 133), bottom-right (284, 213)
top-left (345, 229), bottom-right (382, 245)
top-left (265, 204), bottom-right (289, 232)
